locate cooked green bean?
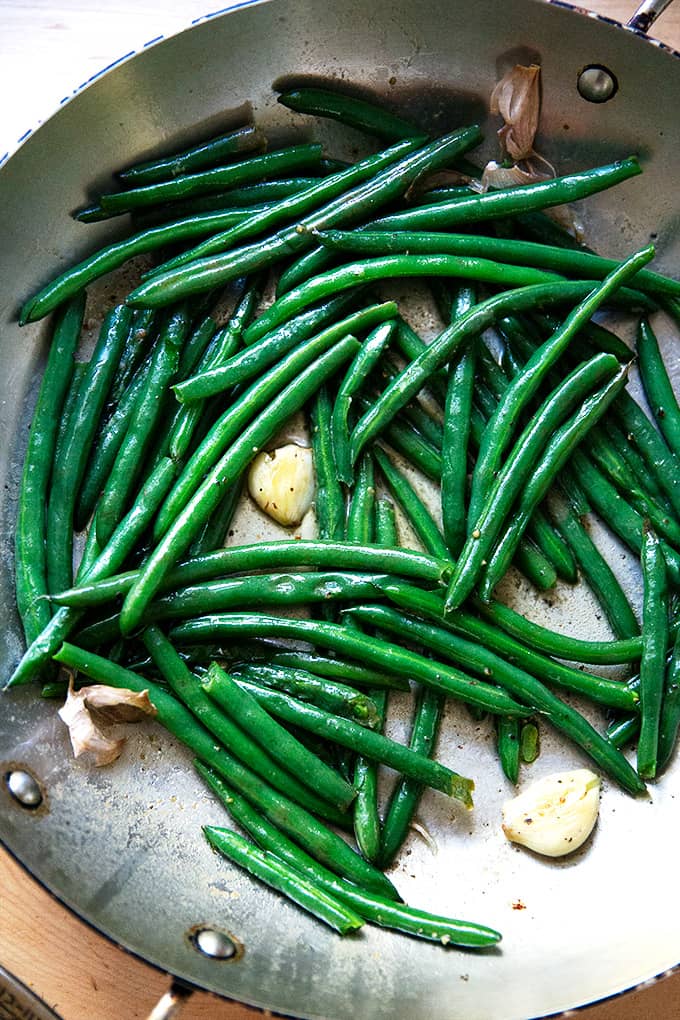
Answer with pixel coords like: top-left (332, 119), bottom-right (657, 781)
top-left (198, 768), bottom-right (501, 947)
top-left (478, 364), bottom-right (630, 602)
top-left (170, 612), bottom-right (528, 718)
top-left (188, 482), bottom-right (242, 558)
top-left (46, 304), bottom-right (132, 594)
top-left (346, 454), bottom-right (376, 546)
top-left (468, 247), bottom-right (651, 524)
top-left (268, 652), bottom-right (410, 691)
top-left (370, 157), bottom-right (643, 232)
top-left (332, 321), bottom-right (395, 483)
top-left (16, 294), bottom-right (84, 645)
top-left (126, 128), bottom-right (483, 308)
top-left (637, 526), bottom-right (669, 779)
top-left (206, 665), bottom-right (473, 805)
top-left (174, 297), bottom-right (391, 403)
top-left (441, 287), bottom-right (476, 557)
top-left (613, 390), bottom-right (680, 520)
top-left (93, 144), bottom-right (324, 217)
top-left (230, 663), bottom-right (380, 726)
top-left (375, 582), bottom-right (638, 712)
top-left (120, 338), bottom-right (360, 634)
top-left (374, 448), bottom-right (449, 559)
top-left (345, 603), bottom-right (644, 795)
top-left (203, 826), bottom-right (365, 935)
top-left (53, 643), bottom-right (396, 898)
top-left (277, 245), bottom-right (336, 296)
top-left (658, 629), bottom-right (680, 771)
top-left (637, 317), bottom-right (680, 460)
top-left (315, 228), bottom-right (680, 298)
top-left (496, 716), bottom-right (521, 785)
top-left (381, 418), bottom-right (442, 481)
top-left (311, 386), bottom-right (346, 541)
top-left (277, 87), bottom-right (423, 141)
top-left (117, 125), bottom-right (265, 186)
top-left (379, 686), bottom-right (444, 867)
top-left (607, 714), bottom-right (639, 750)
top-left (520, 722), bottom-right (540, 763)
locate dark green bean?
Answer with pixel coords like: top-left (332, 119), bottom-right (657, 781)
top-left (370, 157), bottom-right (643, 232)
top-left (53, 642), bottom-right (396, 898)
top-left (441, 288), bottom-right (476, 556)
top-left (658, 629), bottom-right (680, 771)
top-left (637, 317), bottom-right (680, 460)
top-left (277, 245), bottom-right (336, 297)
top-left (117, 125), bottom-right (265, 186)
top-left (346, 602), bottom-right (645, 795)
top-left (16, 294), bottom-right (84, 644)
top-left (373, 449), bottom-right (446, 558)
top-left (311, 387), bottom-right (346, 541)
top-left (496, 716), bottom-right (520, 785)
top-left (188, 482), bottom-right (242, 558)
top-left (203, 827), bottom-right (364, 935)
top-left (46, 304), bottom-right (132, 594)
top-left (607, 714), bottom-right (639, 750)
top-left (206, 666), bottom-right (473, 805)
top-left (170, 612), bottom-right (527, 718)
top-left (126, 128), bottom-right (483, 308)
top-left (637, 526), bottom-right (669, 779)
top-left (277, 87), bottom-right (422, 140)
top-left (230, 663), bottom-right (380, 726)
top-left (120, 338), bottom-right (360, 634)
top-left (198, 767), bottom-right (501, 947)
top-left (268, 652), bottom-right (410, 691)
top-left (613, 390), bottom-right (680, 520)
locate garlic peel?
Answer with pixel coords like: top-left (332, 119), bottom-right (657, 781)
top-left (490, 63), bottom-right (541, 162)
top-left (502, 769), bottom-right (601, 858)
top-left (248, 444), bottom-right (314, 527)
top-left (58, 681), bottom-right (157, 766)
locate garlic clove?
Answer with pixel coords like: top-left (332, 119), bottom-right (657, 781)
top-left (490, 63), bottom-right (541, 162)
top-left (248, 444), bottom-right (314, 527)
top-left (58, 679), bottom-right (157, 767)
top-left (502, 769), bottom-right (601, 858)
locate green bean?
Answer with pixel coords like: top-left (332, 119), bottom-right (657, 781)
top-left (109, 309), bottom-right (156, 402)
top-left (268, 652), bottom-right (410, 691)
top-left (197, 768), bottom-right (501, 947)
top-left (150, 179), bottom-right (320, 214)
top-left (246, 255), bottom-right (563, 347)
top-left (607, 714), bottom-right (639, 750)
top-left (637, 317), bottom-right (680, 459)
top-left (658, 629), bottom-right (680, 771)
top-left (479, 365), bottom-right (630, 601)
top-left (375, 582), bottom-right (639, 712)
top-left (170, 612), bottom-right (527, 718)
top-left (373, 448), bottom-right (448, 559)
top-left (277, 87), bottom-right (422, 140)
top-left (382, 417), bottom-right (443, 482)
top-left (53, 643), bottom-right (396, 897)
top-left (155, 141), bottom-right (427, 274)
top-left (120, 338), bottom-right (360, 634)
top-left (444, 353), bottom-right (622, 610)
top-left (311, 387), bottom-right (345, 541)
top-left (332, 321), bottom-right (395, 483)
top-left (117, 125), bottom-right (265, 186)
top-left (52, 539), bottom-right (452, 608)
top-left (126, 128), bottom-right (483, 308)
top-left (315, 228), bottom-right (680, 298)
top-left (496, 716), bottom-right (521, 785)
top-left (155, 322), bottom-right (367, 541)
top-left (75, 517), bottom-right (102, 584)
top-left (345, 454), bottom-right (376, 546)
top-left (570, 449), bottom-right (680, 586)
top-left (613, 390), bottom-right (680, 520)
top-left (95, 309), bottom-right (188, 546)
top-left (370, 156), bottom-right (643, 232)
top-left (527, 510), bottom-right (578, 583)
top-left (637, 526), bottom-right (669, 779)
top-left (348, 279), bottom-right (635, 472)
top-left (230, 663), bottom-right (380, 726)
top-left (19, 211), bottom-right (263, 324)
top-left (188, 482), bottom-right (242, 558)
top-left (203, 826), bottom-right (364, 935)
top-left (277, 246), bottom-right (336, 297)
top-left (345, 603), bottom-right (645, 795)
top-left (174, 296), bottom-right (389, 402)
top-left (478, 599), bottom-right (642, 665)
top-left (441, 288), bottom-right (476, 556)
top-left (91, 144), bottom-right (324, 218)
top-left (379, 686), bottom-right (444, 866)
top-left (15, 294), bottom-right (84, 645)
top-left (469, 247), bottom-right (652, 524)
top-left (46, 304), bottom-right (132, 594)
top-left (520, 722), bottom-right (540, 763)
top-left (603, 419), bottom-right (670, 509)
top-left (206, 667), bottom-right (473, 805)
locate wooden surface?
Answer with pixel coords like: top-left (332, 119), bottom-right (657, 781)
top-left (2, 1), bottom-right (680, 1018)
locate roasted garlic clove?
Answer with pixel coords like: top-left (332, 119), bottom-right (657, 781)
top-left (248, 444), bottom-right (314, 527)
top-left (502, 769), bottom-right (601, 857)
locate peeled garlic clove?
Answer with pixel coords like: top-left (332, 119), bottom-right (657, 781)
top-left (248, 444), bottom-right (314, 527)
top-left (502, 769), bottom-right (601, 858)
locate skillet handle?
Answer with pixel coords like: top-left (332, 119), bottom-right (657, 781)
top-left (628, 0), bottom-right (675, 33)
top-left (145, 980), bottom-right (193, 1020)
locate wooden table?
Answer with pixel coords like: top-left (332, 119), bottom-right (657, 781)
top-left (2, 2), bottom-right (680, 1017)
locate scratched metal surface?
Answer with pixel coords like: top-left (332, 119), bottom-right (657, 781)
top-left (1, 2), bottom-right (679, 1018)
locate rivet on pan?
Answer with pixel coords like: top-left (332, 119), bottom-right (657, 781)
top-left (577, 65), bottom-right (619, 104)
top-left (5, 768), bottom-right (43, 809)
top-left (188, 925), bottom-right (241, 960)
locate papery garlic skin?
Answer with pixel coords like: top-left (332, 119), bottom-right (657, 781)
top-left (58, 681), bottom-right (156, 766)
top-left (248, 444), bottom-right (314, 527)
top-left (502, 769), bottom-right (601, 858)
top-left (490, 63), bottom-right (541, 162)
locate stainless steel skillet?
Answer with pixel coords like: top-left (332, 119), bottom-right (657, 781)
top-left (1, 2), bottom-right (679, 1018)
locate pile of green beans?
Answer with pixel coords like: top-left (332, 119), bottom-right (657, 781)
top-left (8, 85), bottom-right (680, 950)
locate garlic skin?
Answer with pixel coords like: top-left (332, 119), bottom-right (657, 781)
top-left (502, 769), bottom-right (601, 858)
top-left (58, 681), bottom-right (157, 766)
top-left (248, 444), bottom-right (314, 527)
top-left (490, 63), bottom-right (541, 162)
